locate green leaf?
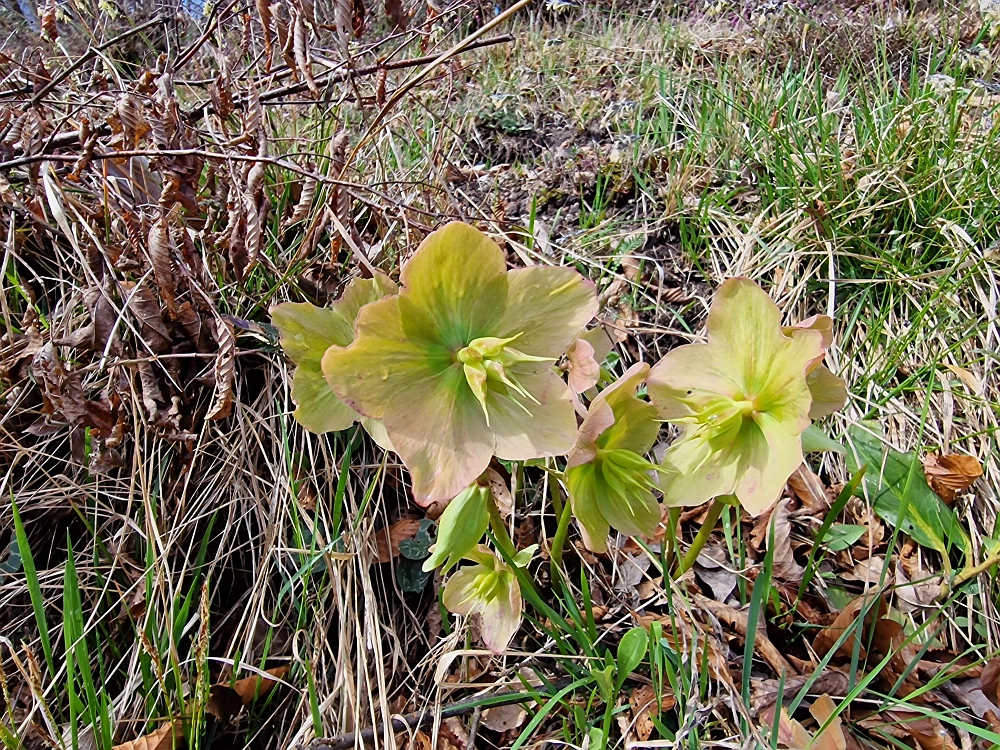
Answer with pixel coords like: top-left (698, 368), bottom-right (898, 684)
top-left (824, 524), bottom-right (867, 552)
top-left (396, 557), bottom-right (432, 592)
top-left (615, 627), bottom-right (648, 689)
top-left (801, 423), bottom-right (846, 454)
top-left (590, 664), bottom-right (615, 702)
top-left (846, 425), bottom-right (969, 562)
top-left (398, 519), bottom-right (436, 560)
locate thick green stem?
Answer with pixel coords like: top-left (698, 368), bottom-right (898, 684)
top-left (676, 497), bottom-right (730, 576)
top-left (549, 499), bottom-right (573, 587)
top-left (487, 495), bottom-right (517, 559)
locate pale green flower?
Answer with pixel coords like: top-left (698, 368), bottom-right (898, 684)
top-left (564, 363), bottom-right (663, 552)
top-left (442, 544), bottom-right (535, 654)
top-left (647, 278), bottom-right (847, 515)
top-left (322, 222), bottom-right (598, 505)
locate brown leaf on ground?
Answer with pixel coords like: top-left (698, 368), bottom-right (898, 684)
top-left (481, 703), bottom-right (527, 733)
top-left (440, 716), bottom-right (469, 750)
top-left (206, 318), bottom-right (237, 420)
top-left (752, 668), bottom-right (850, 714)
top-left (628, 684), bottom-right (676, 741)
top-left (374, 518), bottom-right (423, 563)
top-left (758, 704), bottom-right (813, 749)
top-left (788, 463), bottom-right (832, 514)
top-left (981, 657), bottom-right (1000, 705)
top-left (111, 722), bottom-right (183, 750)
top-left (693, 593), bottom-right (797, 676)
top-left (813, 594), bottom-right (887, 659)
top-left (208, 666), bottom-right (289, 721)
top-left (769, 498), bottom-right (804, 582)
top-left (923, 452), bottom-right (982, 503)
top-left (880, 709), bottom-right (959, 750)
top-left (808, 694), bottom-right (852, 750)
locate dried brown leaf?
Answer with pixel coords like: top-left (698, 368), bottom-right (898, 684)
top-left (813, 594), bottom-right (886, 660)
top-left (124, 281), bottom-right (171, 353)
top-left (374, 518), bottom-right (423, 563)
top-left (206, 318), bottom-right (237, 421)
top-left (481, 703), bottom-right (527, 733)
top-left (385, 0), bottom-right (408, 30)
top-left (982, 657), bottom-right (1000, 705)
top-left (768, 498), bottom-right (804, 582)
top-left (111, 721), bottom-right (182, 750)
top-left (693, 593), bottom-right (796, 676)
top-left (788, 463), bottom-right (830, 513)
top-left (148, 216), bottom-right (178, 316)
top-left (923, 452), bottom-right (982, 503)
top-left (628, 684), bottom-right (675, 742)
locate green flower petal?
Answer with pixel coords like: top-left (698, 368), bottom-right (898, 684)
top-left (479, 573), bottom-right (521, 653)
top-left (400, 222), bottom-right (509, 348)
top-left (705, 279), bottom-right (821, 424)
top-left (734, 412), bottom-right (804, 515)
top-left (600, 397), bottom-right (660, 454)
top-left (659, 427), bottom-right (742, 507)
top-left (595, 477), bottom-right (659, 538)
top-left (423, 484), bottom-right (490, 572)
top-left (360, 416), bottom-right (394, 451)
top-left (322, 296), bottom-right (451, 419)
top-left (270, 301), bottom-right (354, 365)
top-left (566, 463), bottom-right (612, 553)
top-left (291, 366), bottom-right (358, 433)
top-left (806, 364), bottom-right (848, 419)
top-left (496, 265), bottom-right (598, 358)
top-left (441, 566), bottom-right (482, 615)
top-left (568, 362), bottom-right (651, 466)
top-left (647, 343), bottom-right (742, 420)
top-left (489, 366), bottom-right (578, 460)
top-left (336, 272), bottom-right (398, 324)
top-left (382, 364), bottom-right (494, 505)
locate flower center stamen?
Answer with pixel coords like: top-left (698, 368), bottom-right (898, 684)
top-left (457, 334), bottom-right (554, 425)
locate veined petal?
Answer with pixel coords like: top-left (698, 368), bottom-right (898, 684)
top-left (400, 222), bottom-right (509, 348)
top-left (322, 296), bottom-right (451, 419)
top-left (806, 364), bottom-right (848, 419)
top-left (659, 429), bottom-right (741, 507)
top-left (600, 397), bottom-right (660, 454)
top-left (735, 412), bottom-right (804, 515)
top-left (382, 364), bottom-right (494, 506)
top-left (442, 567), bottom-right (485, 616)
top-left (496, 265), bottom-right (598, 358)
top-left (566, 337), bottom-right (601, 394)
top-left (581, 325), bottom-right (614, 363)
top-left (566, 463), bottom-right (612, 553)
top-left (479, 574), bottom-right (522, 653)
top-left (335, 272), bottom-right (398, 324)
top-left (490, 366), bottom-right (578, 460)
top-left (270, 301), bottom-right (358, 434)
top-left (595, 471), bottom-right (660, 539)
top-left (647, 343), bottom-right (742, 421)
top-left (705, 279), bottom-right (822, 411)
top-left (566, 399), bottom-right (614, 469)
top-left (291, 366), bottom-right (358, 433)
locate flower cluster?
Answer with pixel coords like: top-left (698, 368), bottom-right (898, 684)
top-left (271, 223), bottom-right (847, 653)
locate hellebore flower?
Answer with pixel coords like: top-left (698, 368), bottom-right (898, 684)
top-left (646, 278), bottom-right (847, 516)
top-left (422, 482), bottom-right (491, 573)
top-left (270, 274), bottom-right (397, 442)
top-left (322, 222), bottom-right (598, 505)
top-left (442, 544), bottom-right (535, 653)
top-left (564, 362), bottom-right (663, 552)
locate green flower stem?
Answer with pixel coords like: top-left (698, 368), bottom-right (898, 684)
top-left (487, 495), bottom-right (518, 559)
top-left (676, 496), bottom-right (733, 576)
top-left (664, 506), bottom-right (681, 570)
top-left (549, 499), bottom-right (573, 587)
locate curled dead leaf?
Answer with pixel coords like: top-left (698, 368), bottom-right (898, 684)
top-left (481, 703), bottom-right (527, 733)
top-left (923, 451), bottom-right (982, 504)
top-left (628, 684), bottom-right (676, 741)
